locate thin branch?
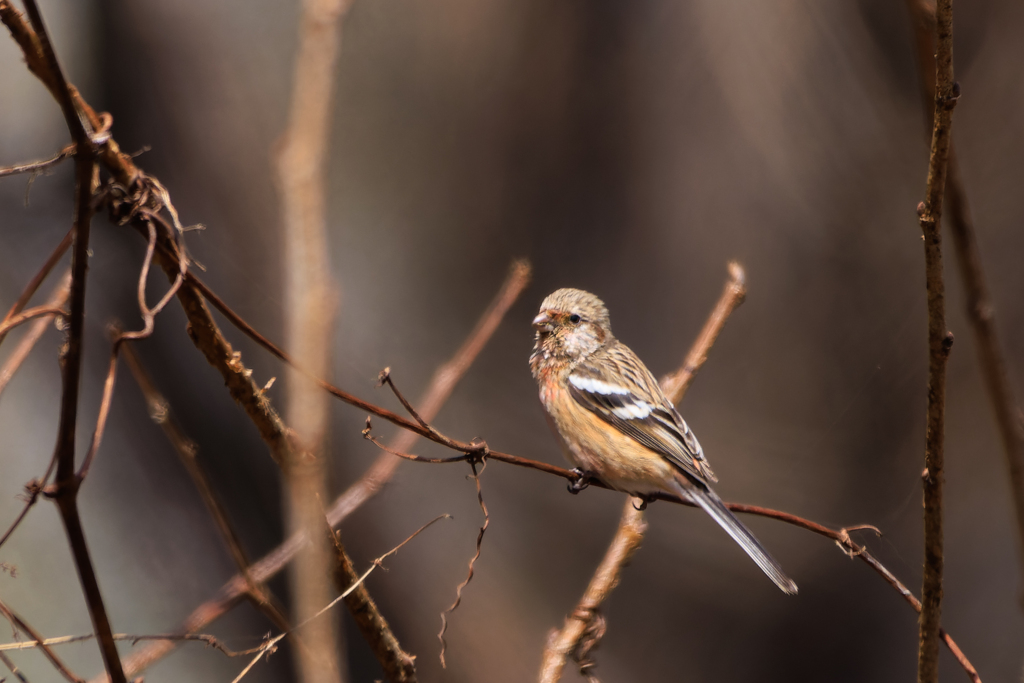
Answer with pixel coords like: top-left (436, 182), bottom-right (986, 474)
top-left (17, 2), bottom-right (125, 681)
top-left (92, 262), bottom-right (529, 683)
top-left (0, 633), bottom-right (264, 658)
top-left (539, 500), bottom-right (646, 683)
top-left (906, 0), bottom-right (1024, 597)
top-left (0, 142), bottom-right (75, 178)
top-left (539, 263), bottom-right (745, 683)
top-left (438, 458), bottom-right (489, 667)
top-left (325, 514), bottom-right (418, 683)
top-left (0, 306), bottom-right (66, 340)
top-left (76, 219), bottom-right (186, 483)
top-left (913, 0), bottom-right (956, 680)
top-left (119, 341), bottom-right (296, 641)
top-left (0, 649), bottom-right (29, 683)
top-left (659, 260), bottom-right (747, 403)
top-left (0, 599), bottom-right (83, 683)
top-left (0, 227), bottom-right (72, 348)
top-left (230, 516), bottom-right (448, 683)
top-left (0, 269), bottom-right (71, 399)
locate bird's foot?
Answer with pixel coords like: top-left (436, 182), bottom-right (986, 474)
top-left (567, 468), bottom-right (591, 494)
top-left (632, 494), bottom-right (656, 511)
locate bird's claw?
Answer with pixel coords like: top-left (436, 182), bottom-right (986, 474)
top-left (567, 468), bottom-right (590, 494)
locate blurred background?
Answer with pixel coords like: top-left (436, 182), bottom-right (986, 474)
top-left (2, 0), bottom-right (1023, 680)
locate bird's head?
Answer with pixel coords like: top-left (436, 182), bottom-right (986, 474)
top-left (531, 288), bottom-right (612, 366)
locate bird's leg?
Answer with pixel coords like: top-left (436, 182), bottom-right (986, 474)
top-left (567, 468), bottom-right (591, 494)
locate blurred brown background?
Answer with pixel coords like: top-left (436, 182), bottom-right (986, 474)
top-left (2, 0), bottom-right (1023, 680)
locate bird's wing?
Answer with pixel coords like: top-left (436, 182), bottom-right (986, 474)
top-left (568, 342), bottom-right (717, 483)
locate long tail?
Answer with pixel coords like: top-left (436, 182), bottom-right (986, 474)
top-left (673, 478), bottom-right (798, 595)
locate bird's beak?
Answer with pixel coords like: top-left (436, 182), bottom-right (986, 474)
top-left (532, 310), bottom-right (554, 332)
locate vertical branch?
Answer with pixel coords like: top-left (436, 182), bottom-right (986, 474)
top-left (915, 0), bottom-right (956, 681)
top-left (275, 0), bottom-right (353, 680)
top-left (17, 2), bottom-right (127, 682)
top-left (906, 0), bottom-right (1024, 590)
top-left (538, 264), bottom-right (748, 683)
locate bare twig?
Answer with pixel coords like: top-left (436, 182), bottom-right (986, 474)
top-left (229, 516), bottom-right (448, 683)
top-left (906, 0), bottom-right (1024, 595)
top-left (539, 501), bottom-right (646, 683)
top-left (0, 649), bottom-right (28, 683)
top-left (438, 459), bottom-right (489, 667)
top-left (119, 341), bottom-right (296, 641)
top-left (0, 269), bottom-right (71, 399)
top-left (0, 633), bottom-right (265, 658)
top-left (325, 516), bottom-right (418, 682)
top-left (539, 263), bottom-right (745, 683)
top-left (0, 599), bottom-right (83, 683)
top-left (912, 0), bottom-right (956, 680)
top-left (659, 260), bottom-right (747, 402)
top-left (94, 262), bottom-right (529, 682)
top-left (0, 143), bottom-right (75, 178)
top-left (0, 227), bottom-right (72, 348)
top-left (0, 306), bottom-right (66, 340)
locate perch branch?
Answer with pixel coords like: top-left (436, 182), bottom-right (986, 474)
top-left (539, 262), bottom-right (745, 683)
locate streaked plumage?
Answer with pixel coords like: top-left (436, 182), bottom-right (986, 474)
top-left (530, 287), bottom-right (797, 595)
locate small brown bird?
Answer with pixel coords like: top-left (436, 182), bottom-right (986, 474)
top-left (530, 287), bottom-right (797, 594)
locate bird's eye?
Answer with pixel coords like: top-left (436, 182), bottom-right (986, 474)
top-left (569, 314), bottom-right (581, 324)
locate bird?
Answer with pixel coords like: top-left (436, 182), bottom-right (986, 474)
top-left (529, 287), bottom-right (797, 595)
